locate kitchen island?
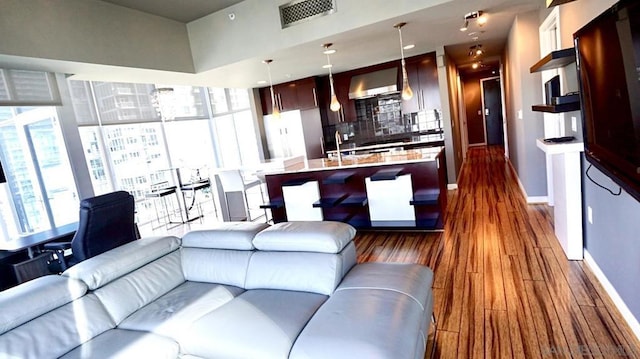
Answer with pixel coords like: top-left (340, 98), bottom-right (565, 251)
top-left (262, 147), bottom-right (447, 230)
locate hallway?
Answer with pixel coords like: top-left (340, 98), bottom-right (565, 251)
top-left (355, 146), bottom-right (640, 358)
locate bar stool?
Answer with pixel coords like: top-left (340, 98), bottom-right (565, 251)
top-left (217, 169), bottom-right (264, 222)
top-left (145, 183), bottom-right (184, 228)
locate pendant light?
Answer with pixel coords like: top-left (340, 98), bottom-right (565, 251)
top-left (323, 43), bottom-right (341, 112)
top-left (262, 59), bottom-right (280, 119)
top-left (394, 22), bottom-right (413, 101)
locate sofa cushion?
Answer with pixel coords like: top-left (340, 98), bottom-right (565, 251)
top-left (336, 262), bottom-right (434, 311)
top-left (118, 281), bottom-right (244, 340)
top-left (59, 328), bottom-right (179, 359)
top-left (181, 248), bottom-right (253, 287)
top-left (289, 289), bottom-right (424, 359)
top-left (179, 289), bottom-right (327, 359)
top-left (181, 222), bottom-right (269, 250)
top-left (245, 249), bottom-right (348, 295)
top-left (63, 235), bottom-right (181, 290)
top-left (0, 275), bottom-right (87, 335)
top-left (252, 221), bottom-right (355, 253)
top-left (94, 250), bottom-right (185, 325)
top-left (0, 293), bottom-right (115, 359)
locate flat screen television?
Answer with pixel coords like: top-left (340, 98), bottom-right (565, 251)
top-left (574, 0), bottom-right (640, 201)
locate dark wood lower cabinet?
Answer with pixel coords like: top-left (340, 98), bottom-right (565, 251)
top-left (264, 149), bottom-right (447, 230)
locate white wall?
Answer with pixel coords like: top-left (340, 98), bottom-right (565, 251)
top-left (186, 0), bottom-right (450, 72)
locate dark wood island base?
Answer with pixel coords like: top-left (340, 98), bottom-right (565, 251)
top-left (263, 147), bottom-right (447, 230)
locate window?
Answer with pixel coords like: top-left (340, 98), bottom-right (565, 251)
top-left (70, 80), bottom-right (262, 226)
top-left (0, 107), bottom-right (78, 237)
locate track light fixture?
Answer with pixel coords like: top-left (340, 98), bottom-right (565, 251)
top-left (461, 11), bottom-right (487, 31)
top-left (468, 44), bottom-right (483, 57)
top-left (460, 20), bottom-right (469, 32)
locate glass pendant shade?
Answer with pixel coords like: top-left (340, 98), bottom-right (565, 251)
top-left (329, 73), bottom-right (341, 111)
top-left (263, 59), bottom-right (280, 119)
top-left (401, 61), bottom-right (413, 101)
top-left (330, 93), bottom-right (341, 112)
top-left (395, 23), bottom-right (413, 101)
top-left (324, 43), bottom-right (341, 112)
top-left (270, 88), bottom-right (280, 118)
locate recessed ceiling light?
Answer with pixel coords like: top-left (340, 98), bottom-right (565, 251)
top-left (257, 80), bottom-right (267, 85)
top-left (322, 64), bottom-right (333, 69)
top-left (403, 44), bottom-right (415, 50)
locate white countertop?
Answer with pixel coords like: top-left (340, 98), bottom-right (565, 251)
top-left (536, 138), bottom-right (584, 154)
top-left (264, 147), bottom-right (444, 175)
top-left (325, 137), bottom-right (443, 154)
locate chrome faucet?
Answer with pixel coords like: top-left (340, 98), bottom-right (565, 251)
top-left (335, 130), bottom-right (342, 166)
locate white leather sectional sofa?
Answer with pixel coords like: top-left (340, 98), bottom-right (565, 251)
top-left (0, 221), bottom-right (434, 359)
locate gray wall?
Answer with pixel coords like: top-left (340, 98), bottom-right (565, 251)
top-left (553, 0), bottom-right (640, 325)
top-left (0, 0), bottom-right (194, 73)
top-left (582, 162), bottom-right (640, 321)
top-left (504, 11), bottom-right (547, 199)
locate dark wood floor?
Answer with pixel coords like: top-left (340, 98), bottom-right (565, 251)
top-left (355, 146), bottom-right (640, 358)
top-left (155, 146), bottom-right (640, 358)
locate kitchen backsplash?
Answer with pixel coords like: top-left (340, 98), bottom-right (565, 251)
top-left (324, 94), bottom-right (443, 149)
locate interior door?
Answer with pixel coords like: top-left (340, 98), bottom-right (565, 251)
top-left (482, 77), bottom-right (505, 146)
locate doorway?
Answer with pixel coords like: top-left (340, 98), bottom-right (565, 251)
top-left (481, 77), bottom-right (504, 146)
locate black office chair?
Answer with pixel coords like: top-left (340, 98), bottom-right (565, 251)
top-left (45, 191), bottom-right (139, 272)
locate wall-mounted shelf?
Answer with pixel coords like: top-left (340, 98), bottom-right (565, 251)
top-left (532, 102), bottom-right (581, 113)
top-left (530, 48), bottom-right (576, 73)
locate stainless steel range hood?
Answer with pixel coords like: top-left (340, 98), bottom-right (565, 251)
top-left (348, 68), bottom-right (398, 99)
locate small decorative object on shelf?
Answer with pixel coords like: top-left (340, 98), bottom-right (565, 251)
top-left (531, 48), bottom-right (580, 113)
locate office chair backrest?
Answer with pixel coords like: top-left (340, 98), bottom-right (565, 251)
top-left (71, 190), bottom-right (138, 261)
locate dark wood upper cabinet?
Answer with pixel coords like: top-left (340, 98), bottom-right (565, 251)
top-left (276, 82), bottom-right (298, 112)
top-left (402, 53), bottom-right (440, 114)
top-left (258, 77), bottom-right (320, 115)
top-left (332, 73), bottom-right (356, 122)
top-left (295, 77), bottom-right (318, 110)
top-left (259, 87), bottom-right (274, 115)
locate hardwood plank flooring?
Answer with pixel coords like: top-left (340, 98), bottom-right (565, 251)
top-left (353, 146), bottom-right (640, 358)
top-left (157, 146), bottom-right (640, 358)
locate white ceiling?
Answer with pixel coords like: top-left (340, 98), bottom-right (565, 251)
top-left (99, 0), bottom-right (245, 23)
top-left (11, 0), bottom-right (544, 88)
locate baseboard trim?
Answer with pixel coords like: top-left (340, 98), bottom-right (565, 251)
top-left (447, 184), bottom-right (458, 190)
top-left (526, 196), bottom-right (548, 204)
top-left (505, 159), bottom-right (548, 204)
top-left (584, 250), bottom-right (640, 341)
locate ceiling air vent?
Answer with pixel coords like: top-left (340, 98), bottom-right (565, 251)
top-left (279, 0), bottom-right (337, 28)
